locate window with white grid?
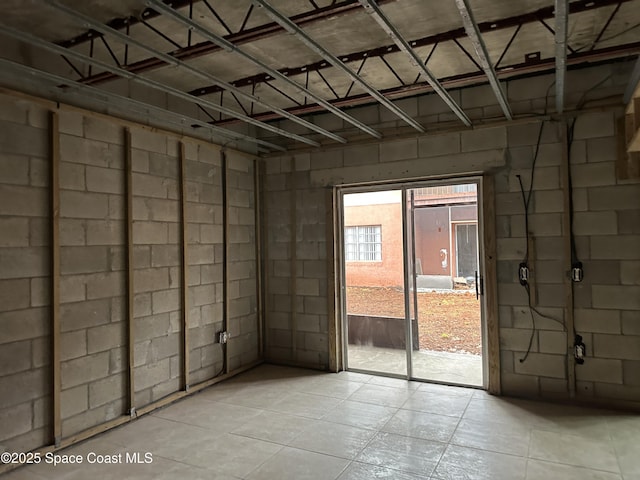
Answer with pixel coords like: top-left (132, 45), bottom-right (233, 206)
top-left (345, 225), bottom-right (382, 261)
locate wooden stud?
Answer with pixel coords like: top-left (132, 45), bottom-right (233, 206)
top-left (290, 158), bottom-right (297, 359)
top-left (527, 235), bottom-right (537, 306)
top-left (124, 127), bottom-right (135, 415)
top-left (179, 141), bottom-right (190, 390)
top-left (560, 123), bottom-right (576, 398)
top-left (50, 111), bottom-right (61, 445)
top-left (222, 150), bottom-right (230, 373)
top-left (482, 175), bottom-right (501, 395)
top-left (254, 158), bottom-right (264, 358)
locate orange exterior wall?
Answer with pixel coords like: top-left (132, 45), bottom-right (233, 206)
top-left (344, 202), bottom-right (404, 287)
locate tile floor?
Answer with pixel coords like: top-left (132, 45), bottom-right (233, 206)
top-left (4, 364), bottom-right (639, 480)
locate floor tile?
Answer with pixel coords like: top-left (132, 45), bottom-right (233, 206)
top-left (607, 414), bottom-right (640, 476)
top-left (269, 391), bottom-right (343, 419)
top-left (348, 384), bottom-right (414, 408)
top-left (356, 431), bottom-right (445, 477)
top-left (289, 420), bottom-right (377, 459)
top-left (402, 390), bottom-right (471, 417)
top-left (322, 400), bottom-right (398, 430)
top-left (529, 429), bottom-right (619, 473)
top-left (367, 376), bottom-right (421, 390)
top-left (298, 376), bottom-right (364, 399)
top-left (230, 411), bottom-right (317, 444)
top-left (152, 397), bottom-right (262, 433)
top-left (525, 459), bottom-right (623, 480)
top-left (382, 409), bottom-right (459, 443)
top-left (433, 444), bottom-right (527, 480)
top-left (450, 417), bottom-right (531, 456)
top-left (246, 446), bottom-right (349, 480)
top-left (337, 462), bottom-right (430, 480)
top-left (334, 371), bottom-right (374, 383)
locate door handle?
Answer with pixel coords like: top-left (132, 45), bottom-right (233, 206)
top-left (475, 271), bottom-right (479, 300)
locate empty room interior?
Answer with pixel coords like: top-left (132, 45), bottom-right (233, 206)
top-left (1, 0), bottom-right (639, 478)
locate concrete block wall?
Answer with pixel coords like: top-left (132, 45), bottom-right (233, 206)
top-left (131, 129), bottom-right (183, 407)
top-left (0, 95), bottom-right (51, 452)
top-left (226, 151), bottom-right (260, 371)
top-left (58, 112), bottom-right (127, 437)
top-left (262, 61), bottom-right (640, 406)
top-left (0, 91), bottom-right (260, 452)
top-left (184, 142), bottom-right (224, 385)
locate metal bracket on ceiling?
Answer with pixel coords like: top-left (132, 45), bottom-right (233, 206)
top-left (252, 0), bottom-right (426, 133)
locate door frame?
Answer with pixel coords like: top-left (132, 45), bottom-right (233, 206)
top-left (335, 175), bottom-right (497, 390)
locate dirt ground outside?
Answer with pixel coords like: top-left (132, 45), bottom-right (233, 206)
top-left (346, 286), bottom-right (482, 355)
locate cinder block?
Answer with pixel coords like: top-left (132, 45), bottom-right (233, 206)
top-left (132, 172), bottom-right (171, 199)
top-left (86, 220), bottom-right (124, 246)
top-left (86, 272), bottom-right (125, 300)
top-left (591, 236), bottom-right (640, 260)
top-left (0, 278), bottom-right (30, 311)
top-left (130, 129), bottom-right (167, 155)
top-left (508, 167), bottom-right (560, 192)
top-left (152, 288), bottom-right (180, 314)
top-left (61, 384), bottom-right (88, 419)
top-left (379, 138), bottom-right (418, 163)
top-left (496, 238), bottom-right (526, 260)
top-left (86, 166), bottom-right (124, 195)
top-left (623, 360), bottom-right (640, 386)
top-left (151, 244), bottom-right (181, 267)
top-left (60, 246), bottom-right (108, 274)
top-left (0, 402), bottom-right (33, 441)
top-left (513, 352), bottom-right (565, 378)
top-left (592, 285), bottom-right (640, 310)
top-left (134, 358), bottom-right (170, 391)
top-left (572, 111), bottom-right (614, 140)
top-left (618, 210), bottom-right (640, 234)
top-left (60, 298), bottom-right (110, 332)
top-left (572, 212), bottom-right (617, 236)
top-left (59, 134), bottom-right (110, 168)
top-left (30, 277), bottom-right (49, 307)
top-left (133, 221), bottom-right (168, 245)
top-left (0, 185), bottom-right (47, 217)
top-left (461, 127), bottom-right (507, 152)
top-left (87, 322), bottom-right (126, 354)
top-left (0, 340), bottom-right (31, 376)
top-left (58, 111), bottom-right (84, 137)
top-left (575, 308), bottom-right (621, 334)
top-left (0, 247), bottom-right (48, 279)
top-left (0, 122), bottom-right (47, 157)
top-left (0, 218), bottom-right (29, 247)
top-left (0, 154), bottom-right (29, 185)
top-left (620, 261), bottom-right (640, 285)
top-left (60, 330), bottom-right (87, 361)
top-left (59, 162), bottom-right (85, 191)
top-left (83, 117), bottom-right (123, 145)
top-left (59, 219), bottom-right (85, 246)
top-left (575, 357), bottom-right (622, 384)
top-left (60, 191), bottom-right (109, 219)
top-left (134, 267), bottom-right (169, 293)
top-left (533, 190), bottom-right (564, 214)
top-left (588, 185), bottom-right (640, 211)
top-left (148, 153), bottom-right (178, 179)
top-left (538, 331), bottom-right (567, 354)
top-left (61, 351), bottom-right (110, 389)
top-left (500, 328), bottom-right (536, 352)
top-left (89, 374), bottom-right (125, 409)
top-left (497, 283), bottom-right (529, 306)
top-left (570, 162), bottom-right (616, 188)
top-left (586, 137), bottom-right (617, 163)
top-left (593, 333), bottom-right (640, 360)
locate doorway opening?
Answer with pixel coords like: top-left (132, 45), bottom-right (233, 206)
top-left (340, 180), bottom-right (484, 387)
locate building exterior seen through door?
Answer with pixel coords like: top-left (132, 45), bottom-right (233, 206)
top-left (341, 180), bottom-right (485, 387)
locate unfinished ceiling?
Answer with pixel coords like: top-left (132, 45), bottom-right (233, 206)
top-left (0, 0), bottom-right (638, 152)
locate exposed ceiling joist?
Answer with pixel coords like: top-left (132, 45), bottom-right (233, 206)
top-left (454, 0), bottom-right (513, 120)
top-left (358, 0), bottom-right (471, 127)
top-left (252, 0), bottom-right (425, 133)
top-left (210, 42), bottom-right (640, 125)
top-left (147, 0), bottom-right (382, 139)
top-left (555, 0), bottom-right (569, 114)
top-left (0, 24), bottom-right (321, 147)
top-left (47, 0), bottom-right (347, 145)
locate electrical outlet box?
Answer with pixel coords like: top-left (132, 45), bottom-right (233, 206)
top-left (218, 331), bottom-right (229, 344)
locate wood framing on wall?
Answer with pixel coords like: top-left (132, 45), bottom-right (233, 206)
top-left (482, 174), bottom-right (501, 395)
top-left (50, 111), bottom-right (61, 446)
